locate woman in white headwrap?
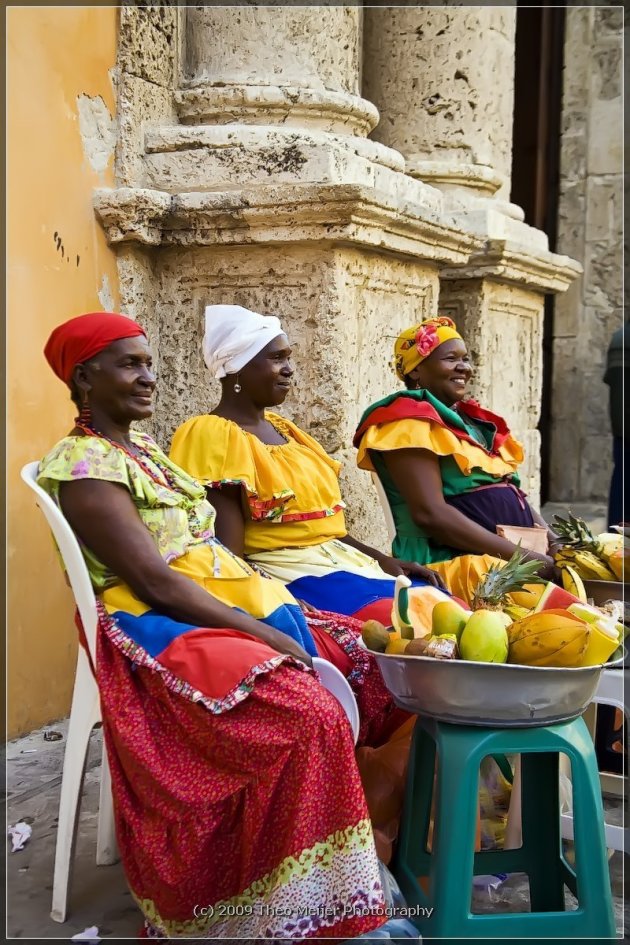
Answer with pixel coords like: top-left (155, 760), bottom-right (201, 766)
top-left (172, 304), bottom-right (499, 617)
top-left (171, 305), bottom-right (470, 620)
top-left (171, 304), bottom-right (512, 862)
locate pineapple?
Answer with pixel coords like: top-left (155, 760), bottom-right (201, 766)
top-left (552, 512), bottom-right (617, 581)
top-left (552, 511), bottom-right (600, 553)
top-left (472, 547), bottom-right (546, 612)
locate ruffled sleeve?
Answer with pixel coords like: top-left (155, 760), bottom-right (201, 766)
top-left (356, 417), bottom-right (523, 479)
top-left (37, 433), bottom-right (185, 510)
top-left (38, 435), bottom-right (132, 493)
top-left (170, 415), bottom-right (296, 521)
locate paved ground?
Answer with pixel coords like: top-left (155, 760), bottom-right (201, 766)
top-left (6, 717), bottom-right (628, 941)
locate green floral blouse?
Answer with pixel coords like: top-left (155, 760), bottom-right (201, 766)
top-left (37, 431), bottom-right (217, 591)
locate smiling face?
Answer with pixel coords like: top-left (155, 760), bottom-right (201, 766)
top-left (74, 335), bottom-right (156, 424)
top-left (237, 333), bottom-right (294, 407)
top-left (407, 337), bottom-right (473, 406)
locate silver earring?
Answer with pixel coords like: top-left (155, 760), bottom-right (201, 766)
top-left (233, 375), bottom-right (241, 394)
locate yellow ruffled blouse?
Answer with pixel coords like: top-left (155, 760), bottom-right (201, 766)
top-left (170, 413), bottom-right (347, 555)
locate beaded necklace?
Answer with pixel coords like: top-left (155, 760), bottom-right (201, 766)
top-left (75, 420), bottom-right (249, 578)
top-left (75, 420), bottom-right (179, 492)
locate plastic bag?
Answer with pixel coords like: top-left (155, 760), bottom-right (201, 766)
top-left (343, 862), bottom-right (421, 943)
top-left (355, 718), bottom-right (415, 865)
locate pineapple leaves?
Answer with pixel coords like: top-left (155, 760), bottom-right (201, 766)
top-left (472, 544), bottom-right (545, 610)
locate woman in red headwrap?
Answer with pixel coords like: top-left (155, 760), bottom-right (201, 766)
top-left (37, 313), bottom-right (403, 941)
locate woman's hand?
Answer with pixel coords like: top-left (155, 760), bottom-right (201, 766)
top-left (262, 627), bottom-right (314, 668)
top-left (521, 551), bottom-right (561, 584)
top-left (548, 537), bottom-right (566, 557)
top-left (377, 555), bottom-right (448, 591)
top-left (296, 598), bottom-right (318, 614)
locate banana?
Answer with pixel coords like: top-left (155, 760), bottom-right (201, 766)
top-left (555, 549), bottom-right (616, 581)
top-left (574, 551), bottom-right (617, 581)
top-left (560, 565), bottom-right (588, 601)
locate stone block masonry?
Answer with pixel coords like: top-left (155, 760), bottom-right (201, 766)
top-left (96, 5), bottom-right (580, 546)
top-left (550, 6), bottom-right (623, 502)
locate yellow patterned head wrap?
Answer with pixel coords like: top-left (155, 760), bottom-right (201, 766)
top-left (394, 317), bottom-right (462, 382)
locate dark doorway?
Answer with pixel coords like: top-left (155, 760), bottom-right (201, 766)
top-left (511, 4), bottom-right (565, 504)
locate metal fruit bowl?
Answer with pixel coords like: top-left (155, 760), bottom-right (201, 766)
top-left (372, 651), bottom-right (623, 728)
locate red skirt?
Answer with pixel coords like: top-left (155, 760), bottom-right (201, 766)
top-left (95, 608), bottom-right (388, 939)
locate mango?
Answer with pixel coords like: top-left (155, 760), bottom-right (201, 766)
top-left (407, 586), bottom-right (452, 637)
top-left (459, 610), bottom-right (509, 663)
top-left (431, 599), bottom-right (470, 641)
top-left (384, 637), bottom-right (411, 655)
top-left (608, 548), bottom-right (625, 581)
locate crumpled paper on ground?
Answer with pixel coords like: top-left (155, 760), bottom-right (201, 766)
top-left (7, 822), bottom-right (32, 852)
top-left (71, 927), bottom-right (101, 943)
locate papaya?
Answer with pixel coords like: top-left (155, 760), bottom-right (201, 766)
top-left (508, 583), bottom-right (546, 609)
top-left (507, 609), bottom-right (590, 667)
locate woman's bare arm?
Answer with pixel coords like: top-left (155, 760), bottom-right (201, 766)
top-left (206, 485), bottom-right (246, 557)
top-left (59, 479), bottom-right (311, 663)
top-left (381, 448), bottom-right (555, 568)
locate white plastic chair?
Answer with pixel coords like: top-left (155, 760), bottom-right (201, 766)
top-left (561, 667), bottom-right (628, 853)
top-left (21, 461), bottom-right (361, 924)
top-left (371, 471), bottom-right (396, 546)
top-left (312, 657), bottom-right (360, 743)
top-left (20, 462), bottom-right (118, 923)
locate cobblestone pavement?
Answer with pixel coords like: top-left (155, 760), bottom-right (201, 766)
top-left (6, 716), bottom-right (628, 940)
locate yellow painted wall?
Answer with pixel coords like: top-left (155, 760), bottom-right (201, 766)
top-left (7, 8), bottom-right (120, 737)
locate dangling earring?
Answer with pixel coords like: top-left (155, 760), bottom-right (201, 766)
top-left (77, 392), bottom-right (92, 426)
top-left (233, 374), bottom-right (242, 394)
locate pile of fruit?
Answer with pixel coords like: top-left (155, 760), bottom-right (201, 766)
top-left (361, 546), bottom-right (626, 669)
top-left (552, 513), bottom-right (625, 585)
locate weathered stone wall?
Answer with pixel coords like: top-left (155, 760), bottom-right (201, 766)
top-left (99, 5), bottom-right (580, 552)
top-left (364, 4), bottom-right (516, 200)
top-left (440, 280), bottom-right (544, 508)
top-left (126, 243), bottom-right (439, 551)
top-left (550, 6), bottom-right (623, 501)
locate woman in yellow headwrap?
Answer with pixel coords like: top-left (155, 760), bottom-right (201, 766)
top-left (354, 317), bottom-right (559, 574)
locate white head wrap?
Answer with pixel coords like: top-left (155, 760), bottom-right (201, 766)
top-left (202, 304), bottom-right (284, 379)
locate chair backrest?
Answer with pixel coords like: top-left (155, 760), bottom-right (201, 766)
top-left (21, 461), bottom-right (99, 665)
top-left (371, 470), bottom-right (396, 546)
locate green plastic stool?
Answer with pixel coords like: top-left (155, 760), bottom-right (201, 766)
top-left (392, 715), bottom-right (616, 940)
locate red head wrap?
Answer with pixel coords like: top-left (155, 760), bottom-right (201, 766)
top-left (44, 312), bottom-right (147, 385)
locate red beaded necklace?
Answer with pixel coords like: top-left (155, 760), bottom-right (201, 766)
top-left (75, 420), bottom-right (179, 491)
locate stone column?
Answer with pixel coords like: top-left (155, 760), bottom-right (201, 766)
top-left (98, 6), bottom-right (579, 541)
top-left (143, 5), bottom-right (415, 196)
top-left (549, 6), bottom-right (623, 502)
top-left (362, 3), bottom-right (582, 509)
top-left (363, 4), bottom-right (517, 207)
top-left (180, 6), bottom-right (370, 131)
